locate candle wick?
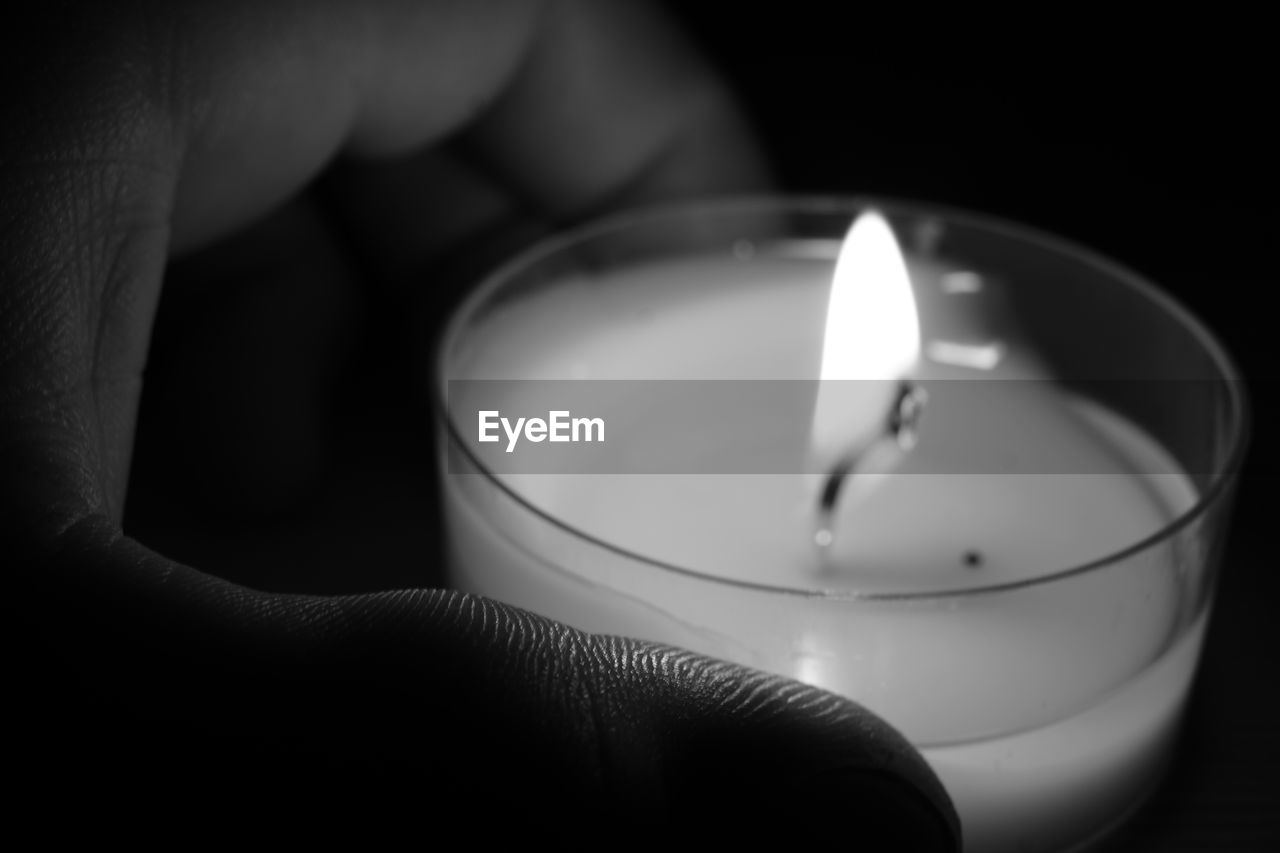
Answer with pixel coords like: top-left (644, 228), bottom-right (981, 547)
top-left (813, 456), bottom-right (855, 551)
top-left (813, 381), bottom-right (928, 555)
top-left (889, 381), bottom-right (929, 452)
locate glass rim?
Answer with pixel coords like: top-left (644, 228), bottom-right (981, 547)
top-left (434, 194), bottom-right (1251, 602)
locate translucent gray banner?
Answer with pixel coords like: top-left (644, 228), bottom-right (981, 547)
top-left (445, 380), bottom-right (1237, 476)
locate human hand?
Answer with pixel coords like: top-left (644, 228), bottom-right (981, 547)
top-left (2, 1), bottom-right (958, 845)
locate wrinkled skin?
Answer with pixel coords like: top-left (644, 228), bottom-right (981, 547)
top-left (2, 1), bottom-right (957, 845)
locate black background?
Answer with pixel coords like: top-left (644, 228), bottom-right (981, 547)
top-left (666, 5), bottom-right (1276, 849)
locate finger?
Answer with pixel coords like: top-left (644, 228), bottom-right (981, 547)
top-left (172, 0), bottom-right (763, 254)
top-left (318, 144), bottom-right (541, 323)
top-left (3, 0), bottom-right (764, 523)
top-left (462, 0), bottom-right (769, 217)
top-left (0, 1), bottom-right (534, 526)
top-left (323, 0), bottom-right (769, 293)
top-left (3, 0), bottom-right (759, 522)
top-left (26, 518), bottom-right (957, 845)
top-left (169, 0), bottom-right (549, 254)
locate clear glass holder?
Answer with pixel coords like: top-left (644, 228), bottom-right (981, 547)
top-left (435, 197), bottom-right (1248, 852)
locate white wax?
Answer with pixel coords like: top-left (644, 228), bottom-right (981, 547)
top-left (454, 250), bottom-right (1194, 592)
top-left (442, 246), bottom-right (1203, 852)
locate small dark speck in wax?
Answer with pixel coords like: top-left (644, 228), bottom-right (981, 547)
top-left (962, 550), bottom-right (984, 569)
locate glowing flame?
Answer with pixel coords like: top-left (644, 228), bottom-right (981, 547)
top-left (810, 211), bottom-right (921, 468)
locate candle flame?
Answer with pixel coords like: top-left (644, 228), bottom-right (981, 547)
top-left (810, 211), bottom-right (921, 468)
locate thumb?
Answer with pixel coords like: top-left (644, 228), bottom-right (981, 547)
top-left (16, 516), bottom-right (957, 846)
top-left (582, 632), bottom-right (962, 847)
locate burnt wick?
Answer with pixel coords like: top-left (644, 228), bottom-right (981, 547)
top-left (813, 382), bottom-right (927, 556)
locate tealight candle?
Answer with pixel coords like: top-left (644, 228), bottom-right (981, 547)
top-left (436, 198), bottom-right (1246, 852)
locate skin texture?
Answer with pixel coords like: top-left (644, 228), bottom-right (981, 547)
top-left (2, 1), bottom-right (958, 844)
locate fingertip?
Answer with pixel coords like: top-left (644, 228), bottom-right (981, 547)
top-left (659, 712), bottom-right (960, 850)
top-left (603, 650), bottom-right (961, 849)
top-left (463, 0), bottom-right (772, 221)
